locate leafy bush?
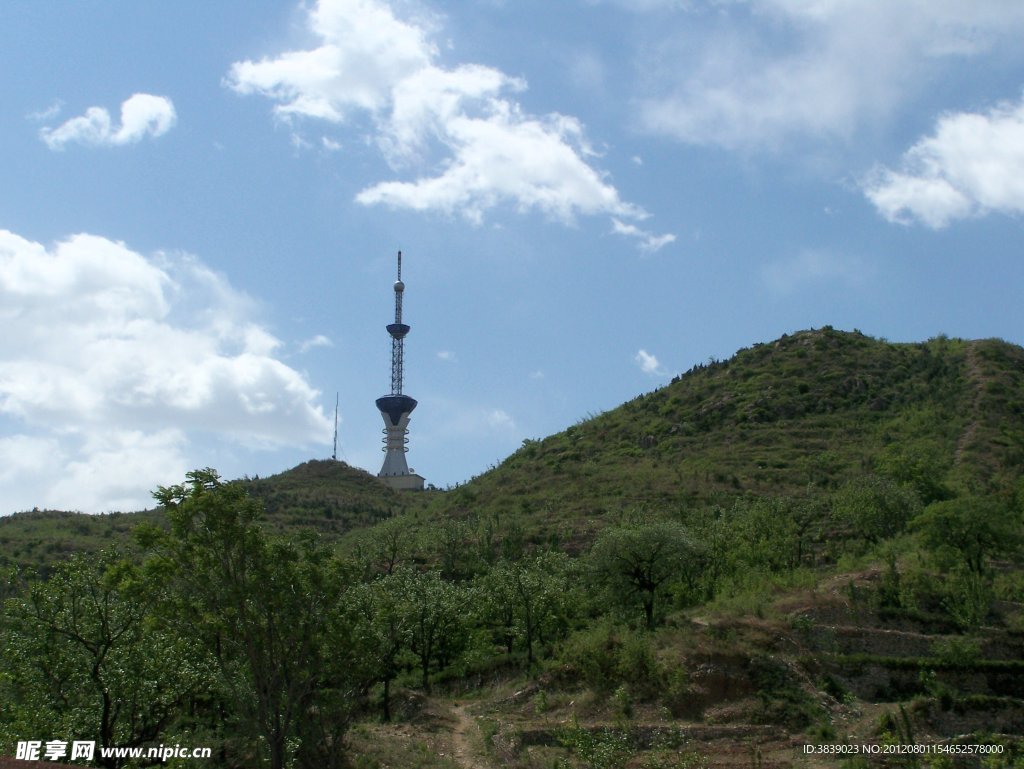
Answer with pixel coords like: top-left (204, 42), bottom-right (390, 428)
top-left (557, 620), bottom-right (667, 700)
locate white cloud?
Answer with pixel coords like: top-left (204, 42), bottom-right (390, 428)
top-left (26, 101), bottom-right (63, 122)
top-left (487, 409), bottom-right (515, 430)
top-left (227, 0), bottom-right (435, 123)
top-left (635, 348), bottom-right (666, 376)
top-left (863, 94), bottom-right (1024, 227)
top-left (49, 430), bottom-right (189, 514)
top-left (227, 0), bottom-right (669, 246)
top-left (299, 334), bottom-right (333, 353)
top-left (761, 249), bottom-right (867, 294)
top-left (427, 398), bottom-right (518, 438)
top-left (636, 1), bottom-right (1024, 150)
top-left (611, 218), bottom-right (676, 253)
top-left (40, 93), bottom-right (177, 149)
top-left (437, 350), bottom-right (456, 361)
top-left (0, 229), bottom-right (331, 513)
top-left (358, 105), bottom-right (643, 224)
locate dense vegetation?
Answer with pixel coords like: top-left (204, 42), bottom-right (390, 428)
top-left (2, 328), bottom-right (1024, 768)
top-left (427, 330), bottom-right (1024, 536)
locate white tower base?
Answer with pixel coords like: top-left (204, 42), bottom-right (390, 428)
top-left (376, 398), bottom-right (424, 490)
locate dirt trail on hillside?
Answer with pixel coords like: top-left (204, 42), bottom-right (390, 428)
top-left (450, 702), bottom-right (488, 769)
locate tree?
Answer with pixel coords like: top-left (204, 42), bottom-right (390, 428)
top-left (347, 573), bottom-right (415, 722)
top-left (478, 552), bottom-right (577, 666)
top-left (399, 570), bottom-right (468, 692)
top-left (589, 521), bottom-right (702, 629)
top-left (875, 448), bottom-right (952, 505)
top-left (142, 469), bottom-right (362, 769)
top-left (912, 495), bottom-right (1022, 576)
top-left (728, 497), bottom-right (804, 573)
top-left (831, 476), bottom-right (922, 545)
top-left (346, 515), bottom-right (421, 580)
top-left (432, 519), bottom-right (482, 581)
top-left (1, 551), bottom-right (211, 768)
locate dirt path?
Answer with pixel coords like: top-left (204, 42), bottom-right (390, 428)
top-left (449, 701), bottom-right (487, 769)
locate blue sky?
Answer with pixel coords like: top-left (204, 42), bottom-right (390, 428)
top-left (2, 0), bottom-right (1023, 513)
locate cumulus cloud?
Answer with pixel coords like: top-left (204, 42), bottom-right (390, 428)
top-left (636, 1), bottom-right (1024, 150)
top-left (0, 229), bottom-right (331, 513)
top-left (635, 348), bottom-right (666, 376)
top-left (226, 0), bottom-right (671, 249)
top-left (862, 95), bottom-right (1024, 227)
top-left (40, 93), bottom-right (176, 149)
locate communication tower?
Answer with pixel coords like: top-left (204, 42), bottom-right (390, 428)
top-left (375, 251), bottom-right (425, 490)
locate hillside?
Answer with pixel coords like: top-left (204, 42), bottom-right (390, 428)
top-left (0, 508), bottom-right (163, 578)
top-left (241, 459), bottom-right (426, 535)
top-left (423, 328), bottom-right (1024, 544)
top-left (0, 460), bottom-right (411, 573)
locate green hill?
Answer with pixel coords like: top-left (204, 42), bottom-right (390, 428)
top-left (423, 327), bottom-right (1024, 544)
top-left (242, 458), bottom-right (432, 535)
top-left (0, 460), bottom-right (414, 573)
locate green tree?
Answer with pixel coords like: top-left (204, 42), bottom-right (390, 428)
top-left (590, 521), bottom-right (702, 629)
top-left (1, 551), bottom-right (211, 768)
top-left (729, 497), bottom-right (804, 573)
top-left (476, 564), bottom-right (518, 657)
top-left (478, 552), bottom-right (577, 665)
top-left (399, 569), bottom-right (468, 692)
top-left (831, 476), bottom-right (922, 546)
top-left (347, 573), bottom-right (415, 722)
top-left (432, 519), bottom-right (482, 581)
top-left (912, 495), bottom-right (1022, 575)
top-left (346, 515), bottom-right (421, 580)
top-left (876, 448), bottom-right (952, 505)
top-left (143, 469), bottom-right (362, 769)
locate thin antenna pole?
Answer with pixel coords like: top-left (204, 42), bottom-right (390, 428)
top-left (332, 392), bottom-right (339, 461)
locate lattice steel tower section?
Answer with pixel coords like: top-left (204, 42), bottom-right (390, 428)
top-left (375, 251), bottom-right (425, 490)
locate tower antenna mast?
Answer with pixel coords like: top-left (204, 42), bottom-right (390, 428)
top-left (332, 392), bottom-right (339, 461)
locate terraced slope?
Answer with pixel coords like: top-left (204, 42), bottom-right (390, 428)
top-left (347, 567), bottom-right (1024, 769)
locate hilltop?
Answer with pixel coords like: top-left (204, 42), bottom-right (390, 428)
top-left (0, 459), bottom-right (415, 573)
top-left (420, 327), bottom-right (1024, 544)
